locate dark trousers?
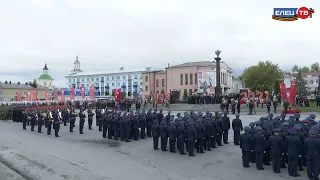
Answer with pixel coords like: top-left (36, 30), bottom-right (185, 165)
top-left (88, 119), bottom-right (93, 129)
top-left (288, 156), bottom-right (298, 176)
top-left (267, 107), bottom-right (270, 113)
top-left (147, 124), bottom-right (152, 137)
top-left (188, 142), bottom-right (195, 156)
top-left (216, 133), bottom-right (222, 145)
top-left (140, 127), bottom-right (146, 139)
top-left (54, 124), bottom-right (60, 137)
top-left (108, 127), bottom-right (113, 139)
top-left (281, 154), bottom-right (287, 168)
top-left (133, 128), bottom-right (139, 140)
top-left (251, 150), bottom-right (256, 163)
top-left (178, 139), bottom-right (185, 154)
top-left (205, 137), bottom-right (211, 151)
top-left (232, 107), bottom-right (235, 114)
top-left (114, 129), bottom-right (119, 140)
top-left (223, 129), bottom-right (229, 143)
top-left (264, 148), bottom-right (271, 165)
top-left (79, 121), bottom-right (84, 134)
top-left (272, 155), bottom-right (281, 173)
top-left (153, 137), bottom-right (159, 150)
top-left (63, 120), bottom-right (67, 126)
top-left (161, 137), bottom-right (168, 151)
top-left (124, 129), bottom-right (130, 142)
top-left (98, 119), bottom-right (102, 131)
top-left (47, 124), bottom-right (52, 135)
top-left (169, 139), bottom-right (176, 152)
top-left (211, 136), bottom-right (216, 148)
top-left (255, 151), bottom-right (264, 170)
top-left (298, 156), bottom-right (304, 170)
top-left (196, 138), bottom-right (204, 153)
top-left (103, 124), bottom-right (107, 138)
top-left (38, 124), bottom-right (42, 133)
top-left (120, 128), bottom-right (124, 141)
top-left (307, 158), bottom-right (319, 180)
top-left (31, 122), bottom-right (35, 131)
top-left (23, 121), bottom-right (27, 130)
top-left (70, 121), bottom-right (74, 132)
top-left (242, 150), bottom-right (250, 167)
top-left (233, 131), bottom-right (240, 145)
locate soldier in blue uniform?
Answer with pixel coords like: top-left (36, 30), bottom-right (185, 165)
top-left (294, 123), bottom-right (306, 171)
top-left (113, 111), bottom-right (121, 140)
top-left (216, 113), bottom-right (224, 146)
top-left (124, 113), bottom-right (131, 142)
top-left (160, 119), bottom-right (168, 151)
top-left (178, 121), bottom-right (186, 155)
top-left (87, 109), bottom-right (94, 130)
top-left (152, 120), bottom-right (160, 150)
top-left (146, 109), bottom-right (153, 137)
top-left (286, 128), bottom-right (301, 177)
top-left (96, 109), bottom-right (103, 131)
top-left (187, 121), bottom-right (197, 156)
top-left (279, 122), bottom-right (289, 168)
top-left (30, 110), bottom-right (36, 131)
top-left (119, 112), bottom-right (125, 141)
top-left (266, 99), bottom-right (271, 113)
top-left (69, 109), bottom-right (77, 132)
top-left (253, 126), bottom-right (265, 170)
top-left (38, 111), bottom-right (44, 133)
top-left (22, 108), bottom-right (28, 130)
top-left (195, 119), bottom-right (205, 153)
top-left (232, 114), bottom-right (243, 145)
top-left (222, 111), bottom-right (230, 144)
top-left (304, 129), bottom-right (320, 180)
top-left (240, 126), bottom-right (252, 168)
top-left (168, 120), bottom-right (177, 153)
top-left (139, 109), bottom-right (146, 139)
top-left (132, 112), bottom-right (140, 140)
top-left (204, 117), bottom-right (213, 151)
top-left (269, 128), bottom-right (283, 173)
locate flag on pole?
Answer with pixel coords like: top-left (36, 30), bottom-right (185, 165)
top-left (45, 89), bottom-right (50, 100)
top-left (17, 90), bottom-right (22, 101)
top-left (26, 91), bottom-right (31, 101)
top-left (90, 84), bottom-right (95, 99)
top-left (70, 86), bottom-right (75, 100)
top-left (54, 88), bottom-right (58, 100)
top-left (32, 89), bottom-right (37, 101)
top-left (60, 88), bottom-right (65, 101)
top-left (80, 85), bottom-right (85, 99)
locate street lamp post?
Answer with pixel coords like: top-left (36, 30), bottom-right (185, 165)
top-left (214, 50), bottom-right (222, 96)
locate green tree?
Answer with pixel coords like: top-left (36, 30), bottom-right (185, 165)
top-left (239, 61), bottom-right (283, 91)
top-left (274, 80), bottom-right (280, 95)
top-left (311, 62), bottom-right (320, 72)
top-left (296, 72), bottom-right (308, 97)
top-left (128, 92), bottom-right (131, 96)
top-left (183, 89), bottom-right (188, 97)
top-left (105, 90), bottom-right (109, 96)
top-left (112, 90), bottom-right (115, 96)
top-left (299, 66), bottom-right (310, 73)
top-left (160, 89), bottom-right (165, 94)
top-left (291, 65), bottom-right (299, 72)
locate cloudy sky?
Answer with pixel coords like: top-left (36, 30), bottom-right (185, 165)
top-left (0, 0), bottom-right (319, 87)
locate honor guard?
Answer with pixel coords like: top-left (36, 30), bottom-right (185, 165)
top-left (286, 128), bottom-right (301, 177)
top-left (47, 110), bottom-right (53, 135)
top-left (222, 111), bottom-right (231, 144)
top-left (38, 111), bottom-right (45, 133)
top-left (69, 109), bottom-right (77, 132)
top-left (53, 110), bottom-right (61, 137)
top-left (30, 109), bottom-right (36, 131)
top-left (87, 108), bottom-right (95, 130)
top-left (253, 126), bottom-right (265, 170)
top-left (79, 109), bottom-right (86, 134)
top-left (152, 120), bottom-right (160, 150)
top-left (168, 120), bottom-right (177, 153)
top-left (269, 128), bottom-right (283, 173)
top-left (232, 114), bottom-right (243, 145)
top-left (159, 118), bottom-right (168, 151)
top-left (139, 109), bottom-right (147, 139)
top-left (240, 126), bottom-right (252, 168)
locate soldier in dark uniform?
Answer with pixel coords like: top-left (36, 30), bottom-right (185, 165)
top-left (160, 119), bottom-right (168, 151)
top-left (79, 109), bottom-right (86, 134)
top-left (146, 109), bottom-right (153, 137)
top-left (119, 112), bottom-right (125, 141)
top-left (249, 122), bottom-right (257, 163)
top-left (30, 109), bottom-right (36, 131)
top-left (222, 111), bottom-right (230, 144)
top-left (113, 112), bottom-right (121, 140)
top-left (87, 109), bottom-right (94, 130)
top-left (262, 122), bottom-right (272, 166)
top-left (286, 128), bottom-right (301, 177)
top-left (53, 110), bottom-right (61, 137)
top-left (124, 113), bottom-right (131, 142)
top-left (157, 109), bottom-right (164, 124)
top-left (168, 120), bottom-right (177, 153)
top-left (304, 129), bottom-right (320, 180)
top-left (47, 110), bottom-right (53, 135)
top-left (294, 123), bottom-right (306, 171)
top-left (132, 112), bottom-right (140, 140)
top-left (253, 126), bottom-right (265, 170)
top-left (266, 100), bottom-right (271, 113)
top-left (273, 100), bottom-right (278, 114)
top-left (195, 119), bottom-right (205, 153)
top-left (232, 114), bottom-right (243, 145)
top-left (69, 109), bottom-right (77, 132)
top-left (269, 128), bottom-right (283, 173)
top-left (152, 120), bottom-right (160, 150)
top-left (210, 113), bottom-right (218, 148)
top-left (178, 121), bottom-right (186, 155)
top-left (279, 122), bottom-right (289, 168)
top-left (240, 126), bottom-right (252, 168)
top-left (96, 109), bottom-right (103, 131)
top-left (22, 108), bottom-right (28, 130)
top-left (187, 121), bottom-right (197, 156)
top-left (38, 111), bottom-right (44, 133)
top-left (139, 109), bottom-right (146, 139)
top-left (105, 113), bottom-right (113, 139)
top-left (216, 113), bottom-right (224, 146)
top-left (204, 117), bottom-right (213, 151)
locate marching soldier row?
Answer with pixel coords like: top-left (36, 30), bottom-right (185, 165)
top-left (239, 113), bottom-right (320, 180)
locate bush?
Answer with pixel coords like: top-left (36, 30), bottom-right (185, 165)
top-left (183, 89), bottom-right (188, 97)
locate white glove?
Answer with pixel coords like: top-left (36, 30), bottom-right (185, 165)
top-left (282, 153), bottom-right (284, 155)
top-left (195, 140), bottom-right (197, 142)
top-left (264, 151), bottom-right (266, 153)
top-left (298, 155), bottom-right (302, 157)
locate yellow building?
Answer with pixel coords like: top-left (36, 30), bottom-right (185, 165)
top-left (0, 81), bottom-right (47, 102)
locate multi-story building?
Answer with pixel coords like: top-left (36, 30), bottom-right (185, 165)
top-left (142, 70), bottom-right (166, 96)
top-left (65, 56), bottom-right (148, 96)
top-left (232, 77), bottom-right (246, 93)
top-left (37, 63), bottom-right (54, 89)
top-left (0, 81), bottom-right (47, 101)
top-left (285, 72), bottom-right (320, 92)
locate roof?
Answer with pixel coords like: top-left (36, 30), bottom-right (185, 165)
top-left (43, 64), bottom-right (49, 70)
top-left (65, 68), bottom-right (149, 77)
top-left (38, 74), bottom-right (53, 80)
top-left (142, 70), bottom-right (166, 74)
top-left (166, 61), bottom-right (214, 69)
top-left (0, 82), bottom-right (47, 90)
top-left (74, 55), bottom-right (80, 64)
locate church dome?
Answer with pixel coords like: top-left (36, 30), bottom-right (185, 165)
top-left (39, 74), bottom-right (53, 80)
top-left (43, 64), bottom-right (49, 70)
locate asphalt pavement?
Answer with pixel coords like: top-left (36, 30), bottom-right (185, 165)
top-left (0, 112), bottom-right (318, 180)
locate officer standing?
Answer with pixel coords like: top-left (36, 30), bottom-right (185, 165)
top-left (96, 109), bottom-right (102, 131)
top-left (38, 112), bottom-right (44, 133)
top-left (266, 100), bottom-right (271, 113)
top-left (232, 114), bottom-right (243, 145)
top-left (168, 120), bottom-right (177, 153)
top-left (294, 124), bottom-right (305, 171)
top-left (253, 126), bottom-right (265, 170)
top-left (152, 120), bottom-right (160, 150)
top-left (195, 119), bottom-right (205, 153)
top-left (79, 109), bottom-right (86, 134)
top-left (286, 128), bottom-right (301, 177)
top-left (113, 112), bottom-right (121, 140)
top-left (30, 110), bottom-right (36, 131)
top-left (47, 110), bottom-right (53, 135)
top-left (119, 112), bottom-right (125, 141)
top-left (87, 109), bottom-right (94, 130)
top-left (160, 119), bottom-right (168, 151)
top-left (204, 118), bottom-right (213, 151)
top-left (124, 113), bottom-right (131, 142)
top-left (240, 126), bottom-right (252, 168)
top-left (187, 121), bottom-right (197, 156)
top-left (178, 121), bottom-right (186, 155)
top-left (222, 111), bottom-right (230, 144)
top-left (146, 109), bottom-right (153, 137)
top-left (216, 113), bottom-right (224, 146)
top-left (269, 128), bottom-right (283, 173)
top-left (53, 110), bottom-right (60, 137)
top-left (139, 109), bottom-right (146, 139)
top-left (69, 109), bottom-right (76, 132)
top-left (304, 129), bottom-right (320, 180)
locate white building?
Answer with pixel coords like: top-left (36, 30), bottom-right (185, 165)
top-left (285, 72), bottom-right (320, 92)
top-left (65, 56), bottom-right (148, 96)
top-left (38, 63), bottom-right (54, 89)
top-left (231, 77), bottom-right (246, 93)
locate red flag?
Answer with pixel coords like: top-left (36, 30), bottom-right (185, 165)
top-left (116, 88), bottom-right (121, 101)
top-left (80, 85), bottom-right (85, 99)
top-left (26, 91), bottom-right (31, 101)
top-left (17, 90), bottom-right (22, 101)
top-left (45, 89), bottom-right (50, 100)
top-left (290, 80), bottom-right (296, 105)
top-left (90, 85), bottom-right (95, 99)
top-left (166, 94), bottom-right (170, 99)
top-left (54, 88), bottom-right (58, 100)
top-left (279, 82), bottom-right (287, 101)
top-left (70, 86), bottom-right (75, 100)
top-left (145, 94), bottom-right (148, 99)
top-left (60, 88), bottom-right (65, 101)
top-left (32, 89), bottom-right (37, 101)
top-left (264, 91), bottom-right (270, 101)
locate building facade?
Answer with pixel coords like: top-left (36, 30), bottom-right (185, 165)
top-left (165, 61), bottom-right (233, 99)
top-left (65, 56), bottom-right (148, 96)
top-left (142, 70), bottom-right (166, 96)
top-left (231, 78), bottom-right (246, 93)
top-left (37, 63), bottom-right (54, 89)
top-left (0, 81), bottom-right (47, 102)
top-left (285, 72), bottom-right (320, 92)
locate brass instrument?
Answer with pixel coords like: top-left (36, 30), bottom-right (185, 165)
top-left (41, 112), bottom-right (47, 117)
top-left (101, 109), bottom-right (105, 114)
top-left (92, 109), bottom-right (95, 115)
top-left (58, 111), bottom-right (63, 122)
top-left (66, 109), bottom-right (70, 113)
top-left (49, 111), bottom-right (54, 122)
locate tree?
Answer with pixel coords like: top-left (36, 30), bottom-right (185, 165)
top-left (296, 72), bottom-right (308, 97)
top-left (311, 62), bottom-right (320, 72)
top-left (160, 89), bottom-right (165, 94)
top-left (291, 65), bottom-right (299, 72)
top-left (274, 80), bottom-right (280, 95)
top-left (299, 66), bottom-right (310, 73)
top-left (105, 90), bottom-right (109, 96)
top-left (239, 61), bottom-right (283, 91)
top-left (183, 89), bottom-right (188, 97)
top-left (111, 90), bottom-right (114, 96)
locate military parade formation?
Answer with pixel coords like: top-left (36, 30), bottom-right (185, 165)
top-left (1, 100), bottom-right (320, 180)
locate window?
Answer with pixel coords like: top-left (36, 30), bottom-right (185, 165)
top-left (195, 73), bottom-right (198, 84)
top-left (134, 75), bottom-right (137, 79)
top-left (128, 75), bottom-right (132, 79)
top-left (69, 79), bottom-right (71, 82)
top-left (87, 78), bottom-right (89, 81)
top-left (91, 78), bottom-right (94, 81)
top-left (106, 77), bottom-right (109, 80)
top-left (189, 89), bottom-right (192, 96)
top-left (190, 73), bottom-right (193, 85)
top-left (77, 78), bottom-right (80, 82)
top-left (112, 83), bottom-right (115, 86)
top-left (145, 86), bottom-right (148, 91)
top-left (117, 76), bottom-right (120, 80)
top-left (73, 79), bottom-right (75, 82)
top-left (87, 84), bottom-right (89, 87)
top-left (123, 76), bottom-right (126, 80)
top-left (96, 77), bottom-right (99, 81)
top-left (123, 82), bottom-right (126, 85)
top-left (145, 76), bottom-right (148, 82)
top-left (162, 79), bottom-right (165, 87)
top-left (82, 78), bottom-right (84, 82)
top-left (180, 74), bottom-right (183, 85)
top-left (117, 83), bottom-right (120, 87)
top-left (156, 79), bottom-right (159, 87)
top-left (185, 74), bottom-right (188, 85)
top-left (101, 77), bottom-right (104, 81)
top-left (112, 77), bottom-right (114, 80)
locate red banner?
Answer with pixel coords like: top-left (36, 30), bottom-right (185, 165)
top-left (45, 89), bottom-right (50, 100)
top-left (145, 94), bottom-right (148, 99)
top-left (279, 82), bottom-right (287, 101)
top-left (290, 80), bottom-right (296, 105)
top-left (26, 91), bottom-right (31, 101)
top-left (90, 85), bottom-right (95, 99)
top-left (264, 91), bottom-right (270, 101)
top-left (17, 90), bottom-right (22, 101)
top-left (248, 91), bottom-right (255, 101)
top-left (32, 89), bottom-right (37, 101)
top-left (54, 88), bottom-right (58, 100)
top-left (115, 88), bottom-right (121, 101)
top-left (80, 85), bottom-right (85, 99)
top-left (167, 94), bottom-right (170, 99)
top-left (70, 86), bottom-right (75, 100)
top-left (60, 88), bottom-right (65, 101)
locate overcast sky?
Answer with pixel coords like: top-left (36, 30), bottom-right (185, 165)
top-left (0, 0), bottom-right (319, 87)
